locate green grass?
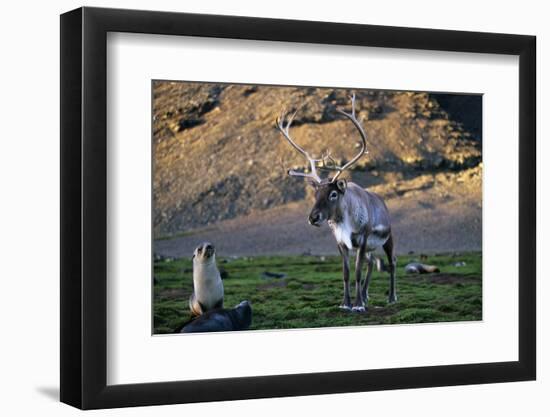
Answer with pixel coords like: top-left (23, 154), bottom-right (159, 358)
top-left (153, 252), bottom-right (482, 334)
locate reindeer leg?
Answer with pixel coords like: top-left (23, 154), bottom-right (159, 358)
top-left (383, 233), bottom-right (398, 303)
top-left (338, 244), bottom-right (352, 311)
top-left (352, 240), bottom-right (367, 312)
top-left (361, 252), bottom-right (374, 304)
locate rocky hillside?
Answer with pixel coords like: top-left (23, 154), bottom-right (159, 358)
top-left (153, 82), bottom-right (481, 238)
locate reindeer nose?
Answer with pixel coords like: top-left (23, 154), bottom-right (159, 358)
top-left (309, 211), bottom-right (322, 226)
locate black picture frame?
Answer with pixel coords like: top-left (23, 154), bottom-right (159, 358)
top-left (60, 6), bottom-right (536, 410)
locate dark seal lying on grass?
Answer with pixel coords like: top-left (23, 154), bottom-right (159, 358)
top-left (180, 300), bottom-right (252, 333)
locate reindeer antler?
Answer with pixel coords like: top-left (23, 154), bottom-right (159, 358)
top-left (275, 93), bottom-right (368, 184)
top-left (328, 93), bottom-right (368, 182)
top-left (275, 109), bottom-right (322, 184)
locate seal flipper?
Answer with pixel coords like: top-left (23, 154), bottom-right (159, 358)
top-left (230, 300), bottom-right (252, 330)
top-left (189, 293), bottom-right (205, 316)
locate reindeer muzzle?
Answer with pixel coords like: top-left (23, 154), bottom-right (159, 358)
top-left (308, 211), bottom-right (323, 227)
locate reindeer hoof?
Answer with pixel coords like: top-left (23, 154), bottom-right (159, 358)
top-left (339, 304), bottom-right (352, 311)
top-left (352, 305), bottom-right (366, 313)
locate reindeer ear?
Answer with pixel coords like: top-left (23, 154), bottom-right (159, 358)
top-left (336, 179), bottom-right (347, 193)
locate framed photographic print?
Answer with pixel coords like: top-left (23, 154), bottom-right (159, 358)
top-left (60, 6), bottom-right (536, 410)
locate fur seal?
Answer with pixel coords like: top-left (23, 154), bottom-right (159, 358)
top-left (180, 300), bottom-right (252, 333)
top-left (189, 242), bottom-right (224, 316)
top-left (404, 262), bottom-right (440, 274)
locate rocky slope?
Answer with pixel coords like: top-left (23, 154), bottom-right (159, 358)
top-left (153, 81), bottom-right (481, 241)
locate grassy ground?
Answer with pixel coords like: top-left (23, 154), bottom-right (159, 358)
top-left (153, 252), bottom-right (482, 334)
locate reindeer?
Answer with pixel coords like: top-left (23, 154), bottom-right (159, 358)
top-left (275, 94), bottom-right (397, 312)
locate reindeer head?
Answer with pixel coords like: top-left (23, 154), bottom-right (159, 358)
top-left (308, 178), bottom-right (347, 226)
top-left (275, 94), bottom-right (368, 227)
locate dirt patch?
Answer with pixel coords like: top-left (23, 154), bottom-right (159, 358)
top-left (368, 305), bottom-right (402, 317)
top-left (258, 280), bottom-right (288, 290)
top-left (158, 288), bottom-right (186, 299)
top-left (406, 273), bottom-right (479, 285)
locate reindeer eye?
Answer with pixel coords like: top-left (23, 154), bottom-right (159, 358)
top-left (329, 190), bottom-right (338, 201)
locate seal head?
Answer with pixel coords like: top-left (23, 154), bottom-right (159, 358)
top-left (193, 242), bottom-right (216, 263)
